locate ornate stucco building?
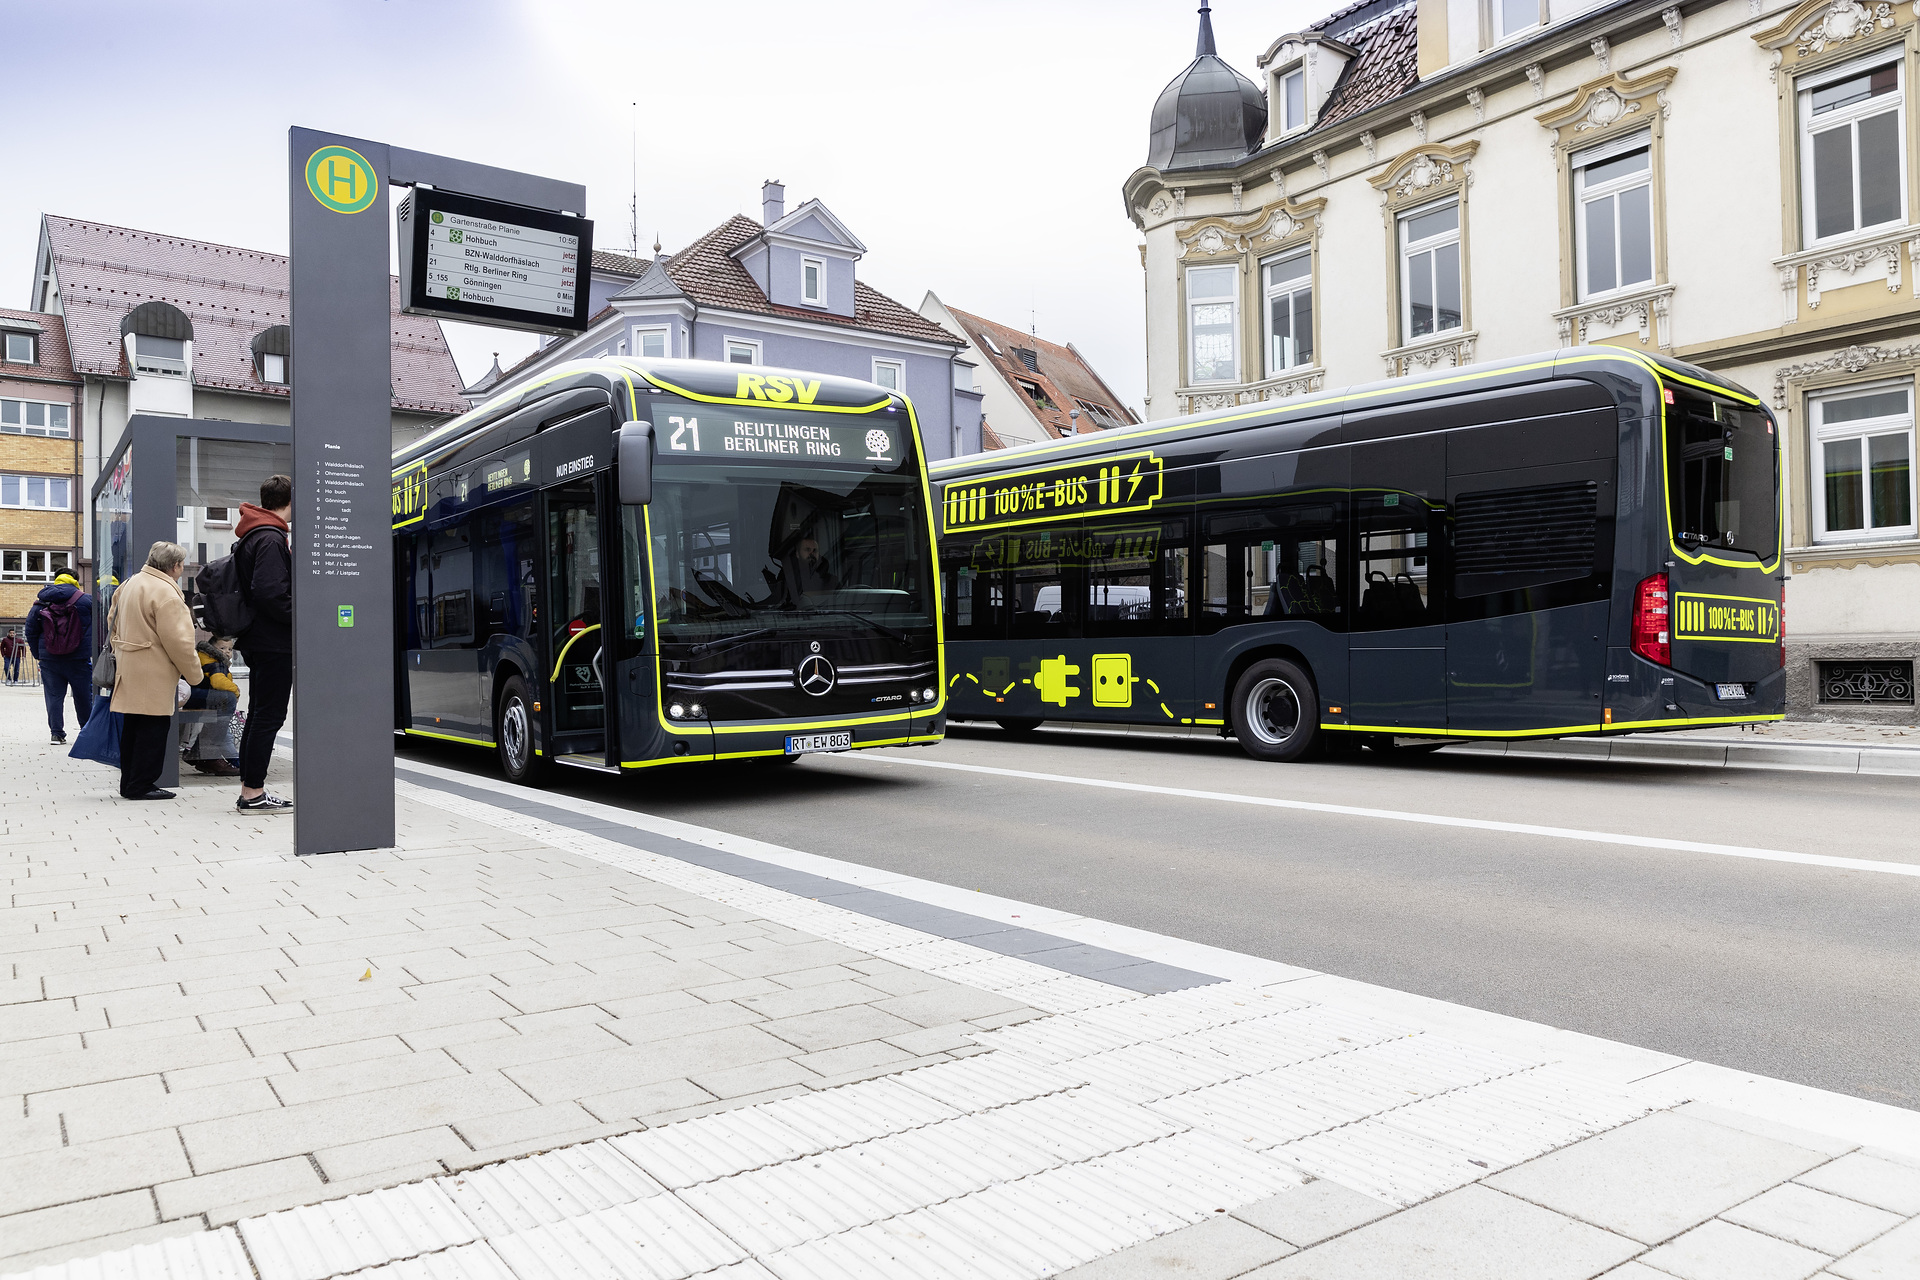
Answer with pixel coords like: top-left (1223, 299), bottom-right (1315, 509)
top-left (1128, 0), bottom-right (1920, 720)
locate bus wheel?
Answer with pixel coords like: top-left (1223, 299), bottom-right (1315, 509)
top-left (996, 718), bottom-right (1043, 735)
top-left (495, 675), bottom-right (547, 786)
top-left (1231, 659), bottom-right (1319, 762)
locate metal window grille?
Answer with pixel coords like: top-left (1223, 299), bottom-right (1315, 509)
top-left (1818, 659), bottom-right (1914, 705)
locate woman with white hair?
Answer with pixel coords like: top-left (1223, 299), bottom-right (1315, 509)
top-left (108, 541), bottom-right (204, 800)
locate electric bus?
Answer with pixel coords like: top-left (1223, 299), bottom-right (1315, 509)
top-left (932, 346), bottom-right (1784, 761)
top-left (392, 358), bottom-right (944, 783)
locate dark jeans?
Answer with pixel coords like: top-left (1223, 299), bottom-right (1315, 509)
top-left (41, 656), bottom-right (90, 736)
top-left (3, 652), bottom-right (20, 681)
top-left (121, 712), bottom-right (173, 797)
top-left (238, 649), bottom-right (292, 790)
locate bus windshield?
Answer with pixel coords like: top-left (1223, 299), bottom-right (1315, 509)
top-left (642, 463), bottom-right (931, 649)
top-left (1667, 385), bottom-right (1778, 557)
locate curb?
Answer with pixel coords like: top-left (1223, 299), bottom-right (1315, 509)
top-left (1453, 735), bottom-right (1920, 776)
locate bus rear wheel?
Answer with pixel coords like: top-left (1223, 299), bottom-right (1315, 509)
top-left (1231, 659), bottom-right (1319, 762)
top-left (495, 675), bottom-right (548, 786)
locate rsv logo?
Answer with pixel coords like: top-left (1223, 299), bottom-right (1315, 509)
top-left (736, 373), bottom-right (821, 405)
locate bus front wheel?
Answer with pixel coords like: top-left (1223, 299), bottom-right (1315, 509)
top-left (1231, 659), bottom-right (1319, 762)
top-left (495, 675), bottom-right (548, 786)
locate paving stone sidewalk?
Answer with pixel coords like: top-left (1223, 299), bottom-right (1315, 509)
top-left (4, 683), bottom-right (1918, 1280)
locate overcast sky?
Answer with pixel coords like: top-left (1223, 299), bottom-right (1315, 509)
top-left (1, 0), bottom-right (1321, 414)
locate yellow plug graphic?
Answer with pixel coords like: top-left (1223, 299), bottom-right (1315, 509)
top-left (1091, 654), bottom-right (1138, 707)
top-left (1034, 655), bottom-right (1082, 707)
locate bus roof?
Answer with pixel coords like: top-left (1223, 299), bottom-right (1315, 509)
top-left (930, 345), bottom-right (1761, 480)
top-left (393, 357), bottom-right (905, 471)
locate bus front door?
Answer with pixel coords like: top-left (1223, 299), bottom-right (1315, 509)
top-left (543, 480), bottom-right (608, 762)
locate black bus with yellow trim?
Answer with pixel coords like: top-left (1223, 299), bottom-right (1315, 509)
top-left (392, 357), bottom-right (944, 782)
top-left (932, 346), bottom-right (1783, 762)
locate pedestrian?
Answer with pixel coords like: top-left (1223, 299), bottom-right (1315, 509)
top-left (232, 475), bottom-right (294, 813)
top-left (1, 627), bottom-right (22, 684)
top-left (180, 631), bottom-right (243, 776)
top-left (25, 571), bottom-right (94, 744)
top-left (108, 542), bottom-right (203, 800)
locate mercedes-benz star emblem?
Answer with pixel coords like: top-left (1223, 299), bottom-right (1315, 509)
top-left (796, 654), bottom-right (837, 696)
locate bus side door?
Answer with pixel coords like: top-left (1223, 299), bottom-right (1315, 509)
top-left (1348, 435), bottom-right (1448, 732)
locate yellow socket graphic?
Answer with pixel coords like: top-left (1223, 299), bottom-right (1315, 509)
top-left (1091, 653), bottom-right (1137, 707)
top-left (1034, 655), bottom-right (1081, 707)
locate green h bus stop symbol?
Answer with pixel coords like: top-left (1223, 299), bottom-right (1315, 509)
top-left (337, 605), bottom-right (354, 628)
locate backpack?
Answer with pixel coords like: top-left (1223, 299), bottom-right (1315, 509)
top-left (38, 591), bottom-right (86, 656)
top-left (197, 550), bottom-right (254, 638)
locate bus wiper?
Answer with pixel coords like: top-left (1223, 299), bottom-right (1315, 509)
top-left (687, 628), bottom-right (777, 658)
top-left (799, 609), bottom-right (909, 644)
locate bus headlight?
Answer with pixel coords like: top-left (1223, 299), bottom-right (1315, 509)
top-left (689, 703), bottom-right (706, 719)
top-left (669, 702), bottom-right (687, 719)
top-left (922, 687), bottom-right (937, 703)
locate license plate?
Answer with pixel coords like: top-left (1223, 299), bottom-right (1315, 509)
top-left (787, 732), bottom-right (852, 755)
top-left (1715, 683), bottom-right (1747, 700)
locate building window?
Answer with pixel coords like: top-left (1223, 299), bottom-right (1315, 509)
top-left (725, 338), bottom-right (761, 364)
top-left (1262, 250), bottom-right (1313, 374)
top-left (0, 398), bottom-right (71, 438)
top-left (1493, 0), bottom-right (1540, 41)
top-left (1278, 67), bottom-right (1306, 132)
top-left (1, 550), bottom-right (73, 583)
top-left (1187, 264), bottom-right (1239, 384)
top-left (1399, 199), bottom-right (1462, 340)
top-left (801, 258), bottom-right (824, 306)
top-left (133, 334), bottom-right (187, 376)
top-left (0, 474), bottom-right (71, 511)
top-left (872, 358), bottom-right (904, 391)
top-left (1818, 659), bottom-right (1914, 705)
top-left (1812, 383), bottom-right (1914, 542)
top-left (259, 353), bottom-right (287, 384)
top-left (3, 332), bottom-right (34, 364)
top-left (635, 326), bottom-right (669, 359)
top-left (205, 506), bottom-right (232, 526)
top-left (1573, 130), bottom-right (1654, 299)
top-left (1800, 56), bottom-right (1905, 245)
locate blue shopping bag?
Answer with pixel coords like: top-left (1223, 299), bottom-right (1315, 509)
top-left (68, 692), bottom-right (121, 769)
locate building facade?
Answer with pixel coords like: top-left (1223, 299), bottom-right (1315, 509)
top-left (0, 308), bottom-right (83, 632)
top-left (495, 184), bottom-right (984, 460)
top-left (1128, 0), bottom-right (1920, 721)
top-left (28, 217), bottom-right (468, 576)
top-left (918, 292), bottom-right (1141, 448)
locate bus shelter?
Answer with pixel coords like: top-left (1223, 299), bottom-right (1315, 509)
top-left (91, 415), bottom-right (292, 788)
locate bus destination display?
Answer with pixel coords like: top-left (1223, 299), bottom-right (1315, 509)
top-left (943, 450), bottom-right (1163, 534)
top-left (655, 403), bottom-right (905, 469)
top-left (399, 188), bottom-right (593, 334)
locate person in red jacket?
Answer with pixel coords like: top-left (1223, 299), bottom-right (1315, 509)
top-left (1, 628), bottom-right (23, 685)
top-left (232, 476), bottom-right (294, 812)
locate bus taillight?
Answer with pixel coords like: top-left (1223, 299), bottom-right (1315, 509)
top-left (1631, 572), bottom-right (1670, 667)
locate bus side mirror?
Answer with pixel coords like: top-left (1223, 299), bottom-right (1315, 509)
top-left (617, 421), bottom-right (653, 506)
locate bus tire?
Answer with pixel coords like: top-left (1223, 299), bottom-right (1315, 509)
top-left (495, 675), bottom-right (548, 786)
top-left (1230, 659), bottom-right (1319, 762)
top-left (996, 718), bottom-right (1043, 735)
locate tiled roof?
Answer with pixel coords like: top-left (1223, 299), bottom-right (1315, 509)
top-left (40, 216), bottom-right (467, 415)
top-left (0, 308), bottom-right (77, 384)
top-left (944, 306), bottom-right (1139, 441)
top-left (980, 419), bottom-right (1009, 451)
top-left (1313, 2), bottom-right (1419, 131)
top-left (663, 216), bottom-right (962, 347)
top-left (590, 249), bottom-right (651, 276)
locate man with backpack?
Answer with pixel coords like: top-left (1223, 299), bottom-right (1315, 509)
top-left (25, 571), bottom-right (92, 744)
top-left (230, 475), bottom-right (295, 812)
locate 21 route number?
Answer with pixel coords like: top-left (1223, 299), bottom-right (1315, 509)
top-left (667, 416), bottom-right (700, 451)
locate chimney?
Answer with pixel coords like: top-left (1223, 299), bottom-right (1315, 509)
top-left (761, 179), bottom-right (785, 225)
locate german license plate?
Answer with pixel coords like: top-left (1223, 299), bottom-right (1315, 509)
top-left (1715, 683), bottom-right (1747, 700)
top-left (787, 732), bottom-right (852, 755)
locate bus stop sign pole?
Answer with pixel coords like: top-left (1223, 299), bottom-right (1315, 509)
top-left (287, 128), bottom-right (586, 856)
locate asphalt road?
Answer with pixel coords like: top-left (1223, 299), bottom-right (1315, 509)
top-left (401, 726), bottom-right (1920, 1110)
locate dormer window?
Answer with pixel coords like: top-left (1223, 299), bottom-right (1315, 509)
top-left (1493, 0), bottom-right (1543, 43)
top-left (1279, 66), bottom-right (1306, 132)
top-left (261, 354), bottom-right (287, 384)
top-left (250, 324), bottom-right (291, 386)
top-left (3, 332), bottom-right (34, 364)
top-left (802, 258), bottom-right (824, 306)
top-left (134, 335), bottom-right (186, 376)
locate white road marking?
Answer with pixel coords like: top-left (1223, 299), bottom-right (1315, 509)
top-left (848, 754), bottom-right (1920, 879)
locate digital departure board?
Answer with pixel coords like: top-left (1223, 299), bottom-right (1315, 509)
top-left (398, 187), bottom-right (592, 334)
top-left (651, 398), bottom-right (909, 470)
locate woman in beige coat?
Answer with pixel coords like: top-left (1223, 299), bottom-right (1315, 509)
top-left (109, 542), bottom-right (203, 800)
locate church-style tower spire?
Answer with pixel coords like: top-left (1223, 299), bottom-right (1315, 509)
top-left (1146, 0), bottom-right (1267, 171)
top-left (1196, 1), bottom-right (1217, 56)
